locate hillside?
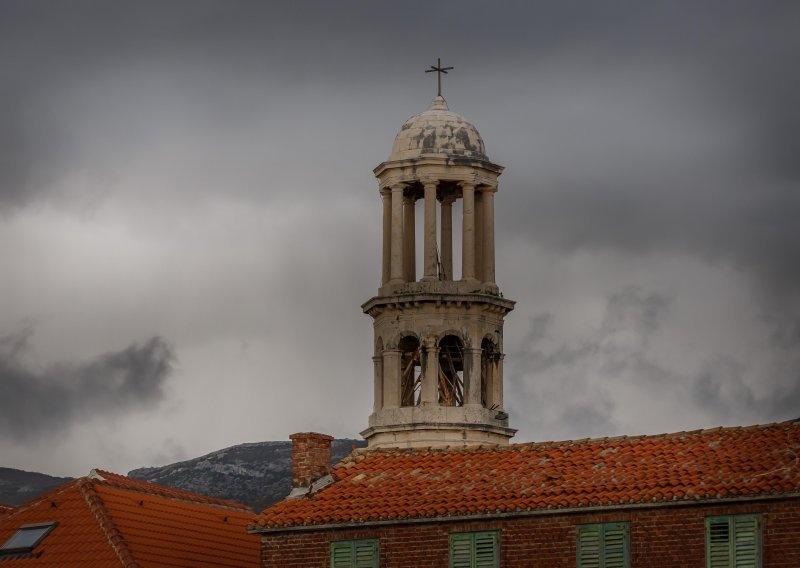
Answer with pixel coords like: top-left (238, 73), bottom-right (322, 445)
top-left (0, 467), bottom-right (73, 506)
top-left (128, 438), bottom-right (365, 512)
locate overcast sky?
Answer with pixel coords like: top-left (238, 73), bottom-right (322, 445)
top-left (1, 1), bottom-right (798, 477)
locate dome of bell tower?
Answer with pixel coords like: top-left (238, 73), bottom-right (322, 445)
top-left (389, 96), bottom-right (488, 162)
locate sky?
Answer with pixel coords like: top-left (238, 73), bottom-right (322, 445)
top-left (1, 1), bottom-right (798, 477)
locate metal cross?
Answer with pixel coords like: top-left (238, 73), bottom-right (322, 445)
top-left (425, 57), bottom-right (454, 97)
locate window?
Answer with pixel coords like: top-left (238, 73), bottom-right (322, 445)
top-left (577, 522), bottom-right (629, 568)
top-left (706, 514), bottom-right (761, 568)
top-left (330, 538), bottom-right (379, 568)
top-left (449, 530), bottom-right (499, 568)
top-left (0, 523), bottom-right (57, 555)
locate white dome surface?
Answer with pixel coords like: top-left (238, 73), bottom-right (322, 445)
top-left (389, 96), bottom-right (487, 162)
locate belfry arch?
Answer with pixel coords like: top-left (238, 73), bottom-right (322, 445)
top-left (437, 335), bottom-right (464, 407)
top-left (398, 336), bottom-right (422, 407)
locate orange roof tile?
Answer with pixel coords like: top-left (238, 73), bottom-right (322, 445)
top-left (0, 469), bottom-right (259, 566)
top-left (254, 421), bottom-right (800, 529)
top-left (0, 506), bottom-right (14, 519)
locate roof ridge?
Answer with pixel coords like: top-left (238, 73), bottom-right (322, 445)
top-left (77, 478), bottom-right (138, 567)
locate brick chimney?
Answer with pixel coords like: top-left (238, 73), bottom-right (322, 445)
top-left (289, 432), bottom-right (334, 491)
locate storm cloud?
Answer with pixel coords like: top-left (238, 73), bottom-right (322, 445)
top-left (1, 1), bottom-right (799, 475)
top-left (0, 328), bottom-right (174, 439)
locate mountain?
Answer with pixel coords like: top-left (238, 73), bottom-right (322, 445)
top-left (0, 467), bottom-right (73, 506)
top-left (128, 438), bottom-right (366, 512)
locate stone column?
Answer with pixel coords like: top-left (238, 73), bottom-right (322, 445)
top-left (382, 349), bottom-right (401, 408)
top-left (372, 355), bottom-right (383, 413)
top-left (403, 196), bottom-right (416, 282)
top-left (389, 185), bottom-right (404, 284)
top-left (493, 353), bottom-right (505, 411)
top-left (483, 187), bottom-right (497, 286)
top-left (440, 197), bottom-right (454, 280)
top-left (465, 347), bottom-right (483, 406)
top-left (461, 182), bottom-right (476, 281)
top-left (474, 191), bottom-right (484, 282)
top-left (421, 341), bottom-right (439, 405)
top-left (380, 189), bottom-right (391, 286)
top-left (422, 181), bottom-right (438, 280)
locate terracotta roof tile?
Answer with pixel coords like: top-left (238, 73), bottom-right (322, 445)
top-left (254, 421), bottom-right (800, 529)
top-left (0, 469), bottom-right (259, 566)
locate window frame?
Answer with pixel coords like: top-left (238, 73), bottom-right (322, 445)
top-left (329, 537), bottom-right (379, 568)
top-left (705, 514), bottom-right (762, 568)
top-left (0, 522), bottom-right (58, 555)
top-left (576, 521), bottom-right (630, 568)
top-left (449, 529), bottom-right (500, 568)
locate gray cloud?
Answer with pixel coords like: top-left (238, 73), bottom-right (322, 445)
top-left (0, 328), bottom-right (174, 440)
top-left (694, 357), bottom-right (800, 422)
top-left (1, 1), bottom-right (799, 473)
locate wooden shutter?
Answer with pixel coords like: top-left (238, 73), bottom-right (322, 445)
top-left (474, 531), bottom-right (499, 567)
top-left (732, 515), bottom-right (760, 568)
top-left (602, 523), bottom-right (628, 568)
top-left (577, 523), bottom-right (629, 568)
top-left (707, 517), bottom-right (731, 568)
top-left (449, 531), bottom-right (499, 568)
top-left (707, 515), bottom-right (761, 568)
top-left (354, 539), bottom-right (379, 568)
top-left (577, 524), bottom-right (602, 568)
top-left (331, 541), bottom-right (355, 568)
top-left (331, 539), bottom-right (378, 568)
top-left (450, 533), bottom-right (474, 568)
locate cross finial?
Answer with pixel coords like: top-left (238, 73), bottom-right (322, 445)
top-left (425, 57), bottom-right (454, 97)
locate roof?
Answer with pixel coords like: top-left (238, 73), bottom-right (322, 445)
top-left (389, 96), bottom-right (488, 162)
top-left (254, 421), bottom-right (800, 530)
top-left (0, 469), bottom-right (259, 566)
top-left (0, 507), bottom-right (14, 519)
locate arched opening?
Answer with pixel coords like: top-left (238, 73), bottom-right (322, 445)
top-left (399, 336), bottom-right (422, 407)
top-left (481, 338), bottom-right (498, 409)
top-left (438, 335), bottom-right (464, 406)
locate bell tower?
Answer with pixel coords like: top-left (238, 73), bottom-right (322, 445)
top-left (361, 82), bottom-right (516, 448)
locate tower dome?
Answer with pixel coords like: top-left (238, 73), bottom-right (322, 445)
top-left (389, 96), bottom-right (488, 162)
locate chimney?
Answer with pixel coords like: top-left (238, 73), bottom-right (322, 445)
top-left (289, 432), bottom-right (334, 493)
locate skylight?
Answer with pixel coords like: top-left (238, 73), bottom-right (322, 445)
top-left (0, 523), bottom-right (57, 554)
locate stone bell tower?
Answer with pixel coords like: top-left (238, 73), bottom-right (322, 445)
top-left (361, 86), bottom-right (516, 448)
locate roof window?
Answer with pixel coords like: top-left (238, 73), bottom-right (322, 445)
top-left (0, 522), bottom-right (57, 555)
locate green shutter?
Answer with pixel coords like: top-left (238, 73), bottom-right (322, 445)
top-left (354, 539), bottom-right (379, 568)
top-left (706, 515), bottom-right (761, 568)
top-left (602, 523), bottom-right (628, 568)
top-left (331, 541), bottom-right (354, 568)
top-left (577, 523), bottom-right (629, 568)
top-left (474, 531), bottom-right (499, 567)
top-left (577, 524), bottom-right (602, 568)
top-left (707, 517), bottom-right (732, 568)
top-left (450, 533), bottom-right (474, 568)
top-left (331, 539), bottom-right (378, 568)
top-left (449, 531), bottom-right (499, 568)
top-left (732, 515), bottom-right (760, 568)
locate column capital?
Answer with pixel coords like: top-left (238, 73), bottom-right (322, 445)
top-left (421, 178), bottom-right (438, 189)
top-left (459, 181), bottom-right (477, 190)
top-left (480, 185), bottom-right (498, 194)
